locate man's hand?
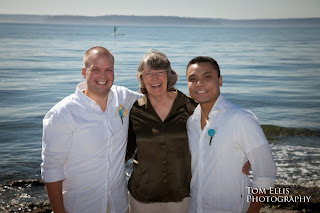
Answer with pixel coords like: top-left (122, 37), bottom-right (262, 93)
top-left (242, 161), bottom-right (251, 175)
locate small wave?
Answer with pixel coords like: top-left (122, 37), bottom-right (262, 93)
top-left (1, 179), bottom-right (44, 187)
top-left (261, 125), bottom-right (320, 138)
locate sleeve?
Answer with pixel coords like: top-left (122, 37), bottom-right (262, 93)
top-left (124, 87), bottom-right (143, 109)
top-left (236, 110), bottom-right (277, 189)
top-left (126, 115), bottom-right (137, 162)
top-left (186, 97), bottom-right (198, 115)
top-left (41, 109), bottom-right (74, 183)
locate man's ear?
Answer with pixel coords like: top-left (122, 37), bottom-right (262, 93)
top-left (81, 68), bottom-right (86, 79)
top-left (219, 75), bottom-right (223, 87)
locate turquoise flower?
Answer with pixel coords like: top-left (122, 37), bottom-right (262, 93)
top-left (208, 129), bottom-right (216, 146)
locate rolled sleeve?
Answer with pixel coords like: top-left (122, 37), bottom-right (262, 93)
top-left (236, 109), bottom-right (277, 189)
top-left (41, 109), bottom-right (74, 183)
top-left (247, 145), bottom-right (277, 189)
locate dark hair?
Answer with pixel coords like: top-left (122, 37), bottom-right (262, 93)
top-left (137, 50), bottom-right (178, 94)
top-left (186, 56), bottom-right (220, 77)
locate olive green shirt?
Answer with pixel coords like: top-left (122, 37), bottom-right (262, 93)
top-left (126, 90), bottom-right (197, 202)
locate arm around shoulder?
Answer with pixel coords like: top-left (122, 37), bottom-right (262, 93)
top-left (118, 86), bottom-right (142, 108)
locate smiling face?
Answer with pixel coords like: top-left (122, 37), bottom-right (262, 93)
top-left (187, 62), bottom-right (222, 107)
top-left (142, 67), bottom-right (168, 98)
top-left (82, 53), bottom-right (114, 99)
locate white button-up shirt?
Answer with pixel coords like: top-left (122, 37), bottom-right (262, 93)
top-left (41, 82), bottom-right (141, 213)
top-left (187, 95), bottom-right (277, 213)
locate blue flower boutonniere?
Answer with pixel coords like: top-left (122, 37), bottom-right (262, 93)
top-left (117, 104), bottom-right (127, 124)
top-left (208, 129), bottom-right (216, 146)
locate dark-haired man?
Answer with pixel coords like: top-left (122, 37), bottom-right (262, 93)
top-left (186, 56), bottom-right (277, 213)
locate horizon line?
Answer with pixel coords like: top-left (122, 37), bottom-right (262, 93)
top-left (1, 13), bottom-right (320, 21)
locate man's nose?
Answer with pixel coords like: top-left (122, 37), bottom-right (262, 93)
top-left (196, 79), bottom-right (204, 86)
top-left (101, 70), bottom-right (109, 77)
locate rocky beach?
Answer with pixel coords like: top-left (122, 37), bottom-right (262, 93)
top-left (0, 180), bottom-right (319, 213)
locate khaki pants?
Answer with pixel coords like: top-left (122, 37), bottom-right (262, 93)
top-left (129, 194), bottom-right (190, 213)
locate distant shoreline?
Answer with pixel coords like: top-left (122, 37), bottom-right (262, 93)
top-left (1, 14), bottom-right (320, 27)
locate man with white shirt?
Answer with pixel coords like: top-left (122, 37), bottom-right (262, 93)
top-left (186, 56), bottom-right (277, 213)
top-left (41, 46), bottom-right (141, 213)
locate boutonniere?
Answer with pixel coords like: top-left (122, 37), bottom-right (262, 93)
top-left (208, 129), bottom-right (216, 146)
top-left (117, 104), bottom-right (127, 124)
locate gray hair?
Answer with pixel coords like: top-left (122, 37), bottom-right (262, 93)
top-left (137, 50), bottom-right (178, 94)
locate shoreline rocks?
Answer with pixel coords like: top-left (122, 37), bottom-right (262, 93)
top-left (1, 181), bottom-right (319, 213)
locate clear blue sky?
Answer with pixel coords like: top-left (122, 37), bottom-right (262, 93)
top-left (0, 0), bottom-right (319, 20)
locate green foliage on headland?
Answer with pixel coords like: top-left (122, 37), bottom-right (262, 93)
top-left (261, 125), bottom-right (320, 139)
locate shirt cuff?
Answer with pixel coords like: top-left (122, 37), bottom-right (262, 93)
top-left (41, 168), bottom-right (65, 183)
top-left (252, 176), bottom-right (276, 189)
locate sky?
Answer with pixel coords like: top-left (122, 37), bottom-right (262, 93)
top-left (0, 0), bottom-right (319, 20)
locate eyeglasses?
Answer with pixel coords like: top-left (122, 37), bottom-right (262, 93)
top-left (143, 70), bottom-right (167, 78)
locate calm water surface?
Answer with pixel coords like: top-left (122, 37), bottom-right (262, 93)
top-left (0, 23), bottom-right (319, 195)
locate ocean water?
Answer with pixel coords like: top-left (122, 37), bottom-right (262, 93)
top-left (0, 22), bottom-right (320, 206)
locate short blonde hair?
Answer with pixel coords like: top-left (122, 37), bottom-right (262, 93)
top-left (83, 46), bottom-right (114, 68)
top-left (137, 50), bottom-right (178, 94)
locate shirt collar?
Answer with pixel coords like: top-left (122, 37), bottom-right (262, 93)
top-left (193, 94), bottom-right (228, 120)
top-left (208, 94), bottom-right (227, 118)
top-left (75, 82), bottom-right (114, 113)
top-left (137, 90), bottom-right (192, 120)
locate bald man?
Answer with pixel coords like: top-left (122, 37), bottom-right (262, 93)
top-left (41, 47), bottom-right (141, 213)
